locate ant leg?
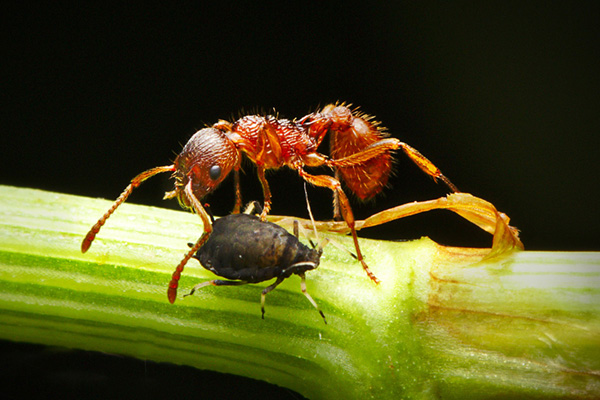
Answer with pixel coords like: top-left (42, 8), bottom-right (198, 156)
top-left (299, 273), bottom-right (326, 324)
top-left (330, 138), bottom-right (459, 193)
top-left (256, 166), bottom-right (272, 220)
top-left (297, 168), bottom-right (380, 284)
top-left (167, 180), bottom-right (213, 304)
top-left (81, 165), bottom-right (176, 253)
top-left (332, 169), bottom-right (343, 221)
top-left (261, 276), bottom-right (285, 319)
top-left (184, 279), bottom-right (248, 297)
top-left (203, 203), bottom-right (216, 224)
top-left (397, 141), bottom-right (458, 192)
top-left (232, 169), bottom-right (242, 214)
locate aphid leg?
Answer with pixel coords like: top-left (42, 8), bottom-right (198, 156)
top-left (184, 279), bottom-right (248, 297)
top-left (299, 273), bottom-right (326, 324)
top-left (256, 166), bottom-right (272, 221)
top-left (297, 168), bottom-right (380, 284)
top-left (183, 280), bottom-right (213, 297)
top-left (261, 276), bottom-right (285, 319)
top-left (81, 165), bottom-right (176, 253)
top-left (167, 180), bottom-right (213, 304)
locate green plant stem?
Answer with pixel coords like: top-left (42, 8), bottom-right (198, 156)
top-left (0, 185), bottom-right (598, 399)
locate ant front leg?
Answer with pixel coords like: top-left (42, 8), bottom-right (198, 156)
top-left (167, 180), bottom-right (213, 304)
top-left (297, 168), bottom-right (380, 284)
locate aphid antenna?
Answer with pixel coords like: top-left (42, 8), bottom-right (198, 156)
top-left (244, 200), bottom-right (263, 216)
top-left (293, 220), bottom-right (316, 249)
top-left (301, 182), bottom-right (350, 257)
top-left (325, 238), bottom-right (357, 260)
top-left (303, 182), bottom-right (320, 246)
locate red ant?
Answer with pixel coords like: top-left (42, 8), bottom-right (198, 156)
top-left (81, 103), bottom-right (458, 303)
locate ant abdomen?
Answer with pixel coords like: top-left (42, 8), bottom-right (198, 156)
top-left (329, 112), bottom-right (393, 200)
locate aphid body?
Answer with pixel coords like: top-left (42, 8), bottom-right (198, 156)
top-left (195, 213), bottom-right (320, 283)
top-left (187, 212), bottom-right (326, 323)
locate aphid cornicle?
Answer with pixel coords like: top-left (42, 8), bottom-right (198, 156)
top-left (185, 203), bottom-right (327, 323)
top-left (81, 103), bottom-right (459, 303)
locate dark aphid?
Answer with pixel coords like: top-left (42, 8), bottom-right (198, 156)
top-left (185, 206), bottom-right (327, 324)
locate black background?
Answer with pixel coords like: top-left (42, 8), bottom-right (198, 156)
top-left (2, 2), bottom-right (599, 399)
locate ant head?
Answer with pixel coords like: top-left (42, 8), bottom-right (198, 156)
top-left (174, 127), bottom-right (239, 203)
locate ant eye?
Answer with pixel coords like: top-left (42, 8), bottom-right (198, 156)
top-left (209, 165), bottom-right (222, 181)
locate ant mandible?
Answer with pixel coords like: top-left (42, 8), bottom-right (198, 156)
top-left (81, 103), bottom-right (459, 303)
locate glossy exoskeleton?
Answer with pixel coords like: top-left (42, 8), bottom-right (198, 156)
top-left (185, 204), bottom-right (327, 324)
